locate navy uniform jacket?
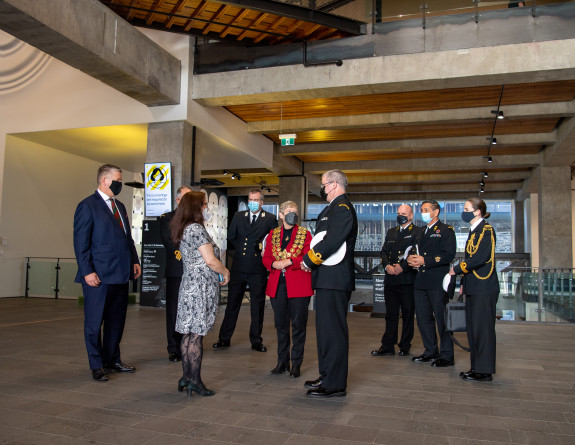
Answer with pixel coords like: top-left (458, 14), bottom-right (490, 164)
top-left (228, 210), bottom-right (277, 274)
top-left (303, 194), bottom-right (358, 291)
top-left (73, 191), bottom-right (139, 284)
top-left (453, 219), bottom-right (499, 295)
top-left (412, 220), bottom-right (456, 290)
top-left (381, 223), bottom-right (422, 286)
top-left (159, 210), bottom-right (183, 278)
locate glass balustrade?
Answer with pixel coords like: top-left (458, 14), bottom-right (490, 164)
top-left (25, 257), bottom-right (83, 299)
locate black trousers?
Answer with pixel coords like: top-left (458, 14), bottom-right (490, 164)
top-left (165, 276), bottom-right (183, 354)
top-left (466, 293), bottom-right (498, 374)
top-left (414, 287), bottom-right (454, 361)
top-left (269, 275), bottom-right (311, 366)
top-left (218, 272), bottom-right (267, 345)
top-left (315, 288), bottom-right (350, 390)
top-left (381, 284), bottom-right (415, 351)
top-left (82, 282), bottom-right (128, 369)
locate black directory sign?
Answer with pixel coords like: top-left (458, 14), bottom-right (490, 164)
top-left (140, 219), bottom-right (166, 307)
top-left (372, 273), bottom-right (386, 314)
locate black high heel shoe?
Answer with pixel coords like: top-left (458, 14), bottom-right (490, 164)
top-left (186, 381), bottom-right (215, 397)
top-left (178, 377), bottom-right (190, 393)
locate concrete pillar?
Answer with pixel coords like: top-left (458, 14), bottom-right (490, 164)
top-left (538, 166), bottom-right (573, 269)
top-left (514, 199), bottom-right (525, 252)
top-left (278, 175), bottom-right (307, 219)
top-left (146, 121), bottom-right (199, 201)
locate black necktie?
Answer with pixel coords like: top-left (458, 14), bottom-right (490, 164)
top-left (251, 214), bottom-right (257, 225)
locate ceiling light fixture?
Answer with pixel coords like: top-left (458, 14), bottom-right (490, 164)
top-left (491, 110), bottom-right (504, 119)
top-left (483, 171), bottom-right (489, 178)
top-left (485, 85), bottom-right (504, 163)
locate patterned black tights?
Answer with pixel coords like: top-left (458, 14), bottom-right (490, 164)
top-left (180, 333), bottom-right (204, 386)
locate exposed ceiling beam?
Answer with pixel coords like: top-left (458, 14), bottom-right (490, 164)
top-left (346, 182), bottom-right (523, 193)
top-left (304, 154), bottom-right (541, 174)
top-left (247, 102), bottom-right (575, 134)
top-left (346, 171), bottom-right (531, 184)
top-left (542, 115), bottom-right (575, 167)
top-left (277, 134), bottom-right (555, 156)
top-left (0, 0), bottom-right (181, 106)
top-left (214, 0), bottom-right (365, 35)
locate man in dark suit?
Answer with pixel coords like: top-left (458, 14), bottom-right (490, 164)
top-left (372, 204), bottom-right (421, 357)
top-left (159, 185), bottom-right (192, 362)
top-left (73, 164), bottom-right (141, 382)
top-left (302, 169), bottom-right (358, 397)
top-left (407, 200), bottom-right (456, 368)
top-left (213, 189), bottom-right (277, 352)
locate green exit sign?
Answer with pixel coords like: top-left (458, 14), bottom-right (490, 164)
top-left (279, 133), bottom-right (296, 146)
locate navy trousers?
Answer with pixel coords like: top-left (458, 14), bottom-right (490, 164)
top-left (82, 282), bottom-right (129, 369)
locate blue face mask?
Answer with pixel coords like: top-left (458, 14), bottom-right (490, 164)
top-left (248, 201), bottom-right (260, 213)
top-left (421, 213), bottom-right (432, 224)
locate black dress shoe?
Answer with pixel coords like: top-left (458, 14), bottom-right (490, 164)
top-left (459, 369), bottom-right (474, 377)
top-left (398, 349), bottom-right (410, 356)
top-left (251, 343), bottom-right (267, 352)
top-left (212, 339), bottom-right (230, 349)
top-left (92, 368), bottom-right (109, 382)
top-left (463, 372), bottom-right (493, 382)
top-left (307, 387), bottom-right (346, 397)
top-left (105, 362), bottom-right (135, 373)
top-left (304, 377), bottom-right (323, 389)
top-left (168, 352), bottom-right (181, 362)
top-left (290, 364), bottom-right (301, 378)
top-left (371, 346), bottom-right (395, 356)
top-left (412, 354), bottom-right (437, 363)
top-left (431, 358), bottom-right (455, 368)
top-left (270, 363), bottom-right (289, 375)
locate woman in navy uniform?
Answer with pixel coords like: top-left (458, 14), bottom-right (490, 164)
top-left (450, 197), bottom-right (499, 382)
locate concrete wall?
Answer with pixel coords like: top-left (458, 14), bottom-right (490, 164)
top-left (0, 136), bottom-right (135, 297)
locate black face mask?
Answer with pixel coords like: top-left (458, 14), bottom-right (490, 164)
top-left (284, 212), bottom-right (298, 225)
top-left (461, 211), bottom-right (475, 223)
top-left (110, 180), bottom-right (123, 196)
top-left (320, 184), bottom-right (329, 200)
top-left (396, 215), bottom-right (409, 226)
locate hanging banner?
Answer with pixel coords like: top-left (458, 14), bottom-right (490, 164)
top-left (144, 162), bottom-right (172, 217)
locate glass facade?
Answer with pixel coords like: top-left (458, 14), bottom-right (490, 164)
top-left (307, 200), bottom-right (514, 253)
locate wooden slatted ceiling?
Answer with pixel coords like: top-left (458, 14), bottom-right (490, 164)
top-left (226, 80), bottom-right (575, 122)
top-left (102, 0), bottom-right (352, 45)
top-left (295, 144), bottom-right (543, 163)
top-left (266, 117), bottom-right (559, 144)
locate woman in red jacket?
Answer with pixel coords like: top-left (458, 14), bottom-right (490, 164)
top-left (262, 201), bottom-right (314, 378)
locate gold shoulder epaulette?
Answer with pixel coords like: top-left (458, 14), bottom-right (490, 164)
top-left (339, 204), bottom-right (350, 210)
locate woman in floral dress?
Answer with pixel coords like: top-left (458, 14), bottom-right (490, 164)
top-left (170, 191), bottom-right (230, 396)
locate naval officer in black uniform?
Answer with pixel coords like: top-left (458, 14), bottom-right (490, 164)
top-left (302, 169), bottom-right (358, 397)
top-left (159, 185), bottom-right (192, 362)
top-left (213, 189), bottom-right (277, 352)
top-left (372, 204), bottom-right (421, 357)
top-left (407, 200), bottom-right (456, 367)
top-left (450, 198), bottom-right (499, 382)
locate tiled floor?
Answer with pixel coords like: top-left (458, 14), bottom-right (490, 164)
top-left (0, 297), bottom-right (574, 444)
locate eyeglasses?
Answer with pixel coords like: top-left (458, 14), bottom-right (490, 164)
top-left (320, 181), bottom-right (333, 188)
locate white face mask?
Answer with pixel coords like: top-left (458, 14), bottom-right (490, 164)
top-left (421, 213), bottom-right (432, 224)
top-left (202, 208), bottom-right (212, 222)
